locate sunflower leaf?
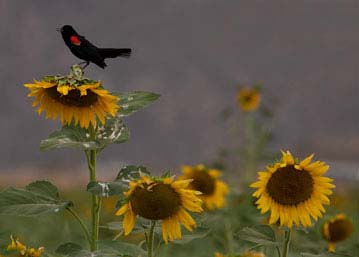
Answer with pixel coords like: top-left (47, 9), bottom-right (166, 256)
top-left (95, 117), bottom-right (130, 152)
top-left (40, 125), bottom-right (98, 151)
top-left (55, 243), bottom-right (83, 257)
top-left (40, 117), bottom-right (129, 152)
top-left (171, 227), bottom-right (211, 244)
top-left (116, 165), bottom-right (150, 182)
top-left (116, 91), bottom-right (160, 117)
top-left (26, 181), bottom-right (60, 199)
top-left (0, 184), bottom-right (72, 216)
top-left (235, 225), bottom-right (279, 247)
top-left (98, 240), bottom-right (146, 256)
top-left (87, 181), bottom-right (127, 197)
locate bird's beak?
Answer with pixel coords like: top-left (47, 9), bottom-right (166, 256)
top-left (56, 27), bottom-right (62, 33)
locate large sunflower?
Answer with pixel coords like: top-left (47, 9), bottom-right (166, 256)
top-left (181, 165), bottom-right (229, 210)
top-left (323, 214), bottom-right (353, 252)
top-left (24, 79), bottom-right (119, 128)
top-left (115, 176), bottom-right (203, 243)
top-left (236, 87), bottom-right (261, 112)
top-left (250, 151), bottom-right (335, 228)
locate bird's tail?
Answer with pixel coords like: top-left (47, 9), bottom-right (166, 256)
top-left (98, 48), bottom-right (132, 58)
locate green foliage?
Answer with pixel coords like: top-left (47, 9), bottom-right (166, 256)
top-left (55, 240), bottom-right (146, 257)
top-left (235, 225), bottom-right (279, 247)
top-left (55, 243), bottom-right (83, 256)
top-left (87, 181), bottom-right (126, 197)
top-left (0, 181), bottom-right (72, 217)
top-left (26, 181), bottom-right (60, 199)
top-left (87, 165), bottom-right (150, 198)
top-left (40, 117), bottom-right (129, 152)
top-left (99, 240), bottom-right (146, 256)
top-left (171, 227), bottom-right (211, 245)
top-left (117, 91), bottom-right (161, 117)
top-left (116, 165), bottom-right (150, 181)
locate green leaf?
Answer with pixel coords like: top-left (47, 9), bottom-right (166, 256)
top-left (171, 227), bottom-right (211, 244)
top-left (236, 225), bottom-right (278, 247)
top-left (0, 185), bottom-right (72, 216)
top-left (40, 125), bottom-right (97, 151)
top-left (26, 181), bottom-right (60, 199)
top-left (103, 222), bottom-right (123, 231)
top-left (40, 117), bottom-right (129, 152)
top-left (99, 240), bottom-right (146, 256)
top-left (95, 117), bottom-right (130, 152)
top-left (117, 91), bottom-right (160, 117)
top-left (55, 243), bottom-right (83, 257)
top-left (116, 165), bottom-right (150, 182)
top-left (87, 181), bottom-right (127, 197)
top-left (55, 243), bottom-right (122, 257)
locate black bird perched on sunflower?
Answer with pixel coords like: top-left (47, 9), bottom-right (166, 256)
top-left (58, 25), bottom-right (132, 69)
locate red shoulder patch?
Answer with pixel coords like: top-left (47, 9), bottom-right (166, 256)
top-left (70, 35), bottom-right (81, 45)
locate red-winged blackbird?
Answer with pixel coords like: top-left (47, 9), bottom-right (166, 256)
top-left (58, 25), bottom-right (131, 69)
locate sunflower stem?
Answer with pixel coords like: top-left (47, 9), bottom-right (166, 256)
top-left (282, 228), bottom-right (291, 257)
top-left (147, 220), bottom-right (156, 257)
top-left (66, 207), bottom-right (92, 247)
top-left (86, 125), bottom-right (101, 252)
top-left (224, 218), bottom-right (234, 254)
top-left (275, 246), bottom-right (281, 257)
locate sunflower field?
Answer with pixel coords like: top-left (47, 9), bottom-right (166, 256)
top-left (0, 2), bottom-right (358, 257)
top-left (0, 60), bottom-right (356, 257)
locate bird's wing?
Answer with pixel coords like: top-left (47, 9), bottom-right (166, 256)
top-left (72, 35), bottom-right (106, 66)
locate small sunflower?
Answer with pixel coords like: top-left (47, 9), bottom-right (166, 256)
top-left (115, 176), bottom-right (203, 243)
top-left (236, 87), bottom-right (261, 112)
top-left (250, 151), bottom-right (335, 228)
top-left (214, 253), bottom-right (225, 257)
top-left (24, 78), bottom-right (119, 128)
top-left (7, 236), bottom-right (44, 257)
top-left (181, 165), bottom-right (229, 210)
top-left (323, 214), bottom-right (353, 252)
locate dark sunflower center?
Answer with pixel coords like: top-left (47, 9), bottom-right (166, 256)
top-left (190, 170), bottom-right (216, 195)
top-left (46, 86), bottom-right (98, 107)
top-left (130, 183), bottom-right (181, 220)
top-left (328, 219), bottom-right (353, 242)
top-left (243, 94), bottom-right (253, 103)
top-left (266, 165), bottom-right (314, 205)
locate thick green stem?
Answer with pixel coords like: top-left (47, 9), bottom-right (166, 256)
top-left (282, 229), bottom-right (292, 257)
top-left (224, 218), bottom-right (234, 255)
top-left (147, 221), bottom-right (156, 257)
top-left (276, 246), bottom-right (281, 257)
top-left (67, 207), bottom-right (92, 246)
top-left (86, 125), bottom-right (101, 252)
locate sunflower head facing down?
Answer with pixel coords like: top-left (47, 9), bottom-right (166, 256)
top-left (181, 165), bottom-right (229, 210)
top-left (115, 176), bottom-right (203, 243)
top-left (250, 151), bottom-right (335, 228)
top-left (323, 214), bottom-right (353, 252)
top-left (24, 66), bottom-right (119, 128)
top-left (236, 87), bottom-right (261, 112)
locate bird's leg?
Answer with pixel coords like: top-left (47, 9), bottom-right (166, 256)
top-left (76, 61), bottom-right (90, 69)
top-left (81, 61), bottom-right (90, 70)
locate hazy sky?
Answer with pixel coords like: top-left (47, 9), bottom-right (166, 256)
top-left (0, 1), bottom-right (358, 176)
